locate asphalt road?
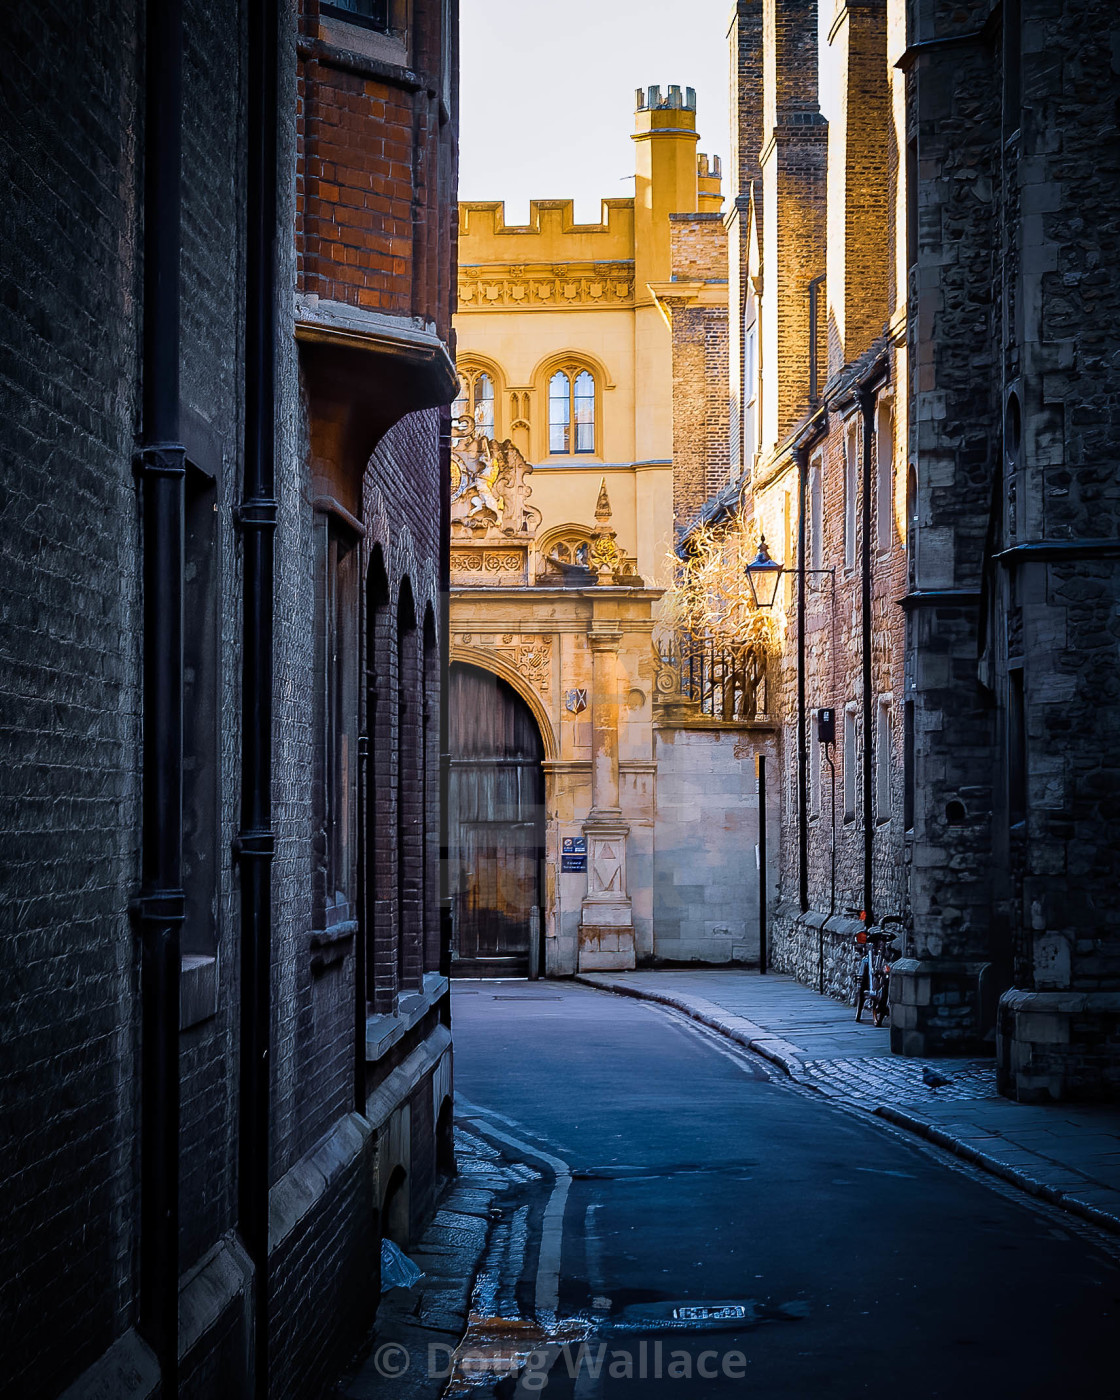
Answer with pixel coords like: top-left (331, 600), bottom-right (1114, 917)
top-left (452, 980), bottom-right (1119, 1399)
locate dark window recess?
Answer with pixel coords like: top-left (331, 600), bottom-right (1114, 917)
top-left (1008, 667), bottom-right (1027, 828)
top-left (422, 608), bottom-right (439, 974)
top-left (396, 580), bottom-right (418, 989)
top-left (321, 0), bottom-right (390, 32)
top-left (314, 516), bottom-right (360, 929)
top-left (366, 547), bottom-right (391, 1003)
top-left (903, 699), bottom-right (915, 832)
top-left (182, 464), bottom-right (219, 956)
top-left (906, 137), bottom-right (918, 271)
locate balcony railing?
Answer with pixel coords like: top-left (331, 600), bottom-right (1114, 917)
top-left (655, 635), bottom-right (768, 722)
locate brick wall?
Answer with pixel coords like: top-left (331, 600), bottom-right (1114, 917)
top-left (0, 7), bottom-right (143, 1392)
top-left (0, 0), bottom-right (458, 1395)
top-left (298, 59), bottom-right (418, 316)
top-left (905, 1), bottom-right (1001, 989)
top-left (178, 0), bottom-right (247, 1279)
top-left (296, 0), bottom-right (457, 340)
top-left (732, 0), bottom-right (907, 1003)
top-left (759, 0), bottom-right (827, 450)
top-left (825, 0), bottom-right (889, 374)
top-left (362, 411), bottom-right (443, 1013)
top-left (668, 214), bottom-right (730, 524)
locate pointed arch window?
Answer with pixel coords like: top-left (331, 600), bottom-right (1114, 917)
top-left (548, 367), bottom-right (595, 454)
top-left (453, 366), bottom-right (496, 436)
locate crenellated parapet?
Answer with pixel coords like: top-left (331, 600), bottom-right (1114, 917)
top-left (635, 84), bottom-right (697, 112)
top-left (459, 198), bottom-right (635, 254)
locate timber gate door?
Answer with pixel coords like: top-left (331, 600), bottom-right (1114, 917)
top-left (449, 662), bottom-right (545, 977)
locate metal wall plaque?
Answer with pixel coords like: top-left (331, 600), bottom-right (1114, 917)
top-left (561, 835), bottom-right (587, 872)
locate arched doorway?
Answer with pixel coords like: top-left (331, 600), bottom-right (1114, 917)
top-left (449, 662), bottom-right (545, 977)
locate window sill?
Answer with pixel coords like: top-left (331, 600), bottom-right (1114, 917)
top-left (310, 920), bottom-right (358, 973)
top-left (180, 953), bottom-right (219, 1031)
top-left (317, 15), bottom-right (408, 69)
top-left (366, 971), bottom-right (449, 1063)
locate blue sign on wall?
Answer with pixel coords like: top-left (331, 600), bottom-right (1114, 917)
top-left (561, 836), bottom-right (587, 873)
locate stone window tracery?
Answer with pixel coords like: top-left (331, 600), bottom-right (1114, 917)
top-left (548, 366), bottom-right (596, 454)
top-left (453, 365), bottom-right (497, 436)
top-left (549, 535), bottom-right (591, 567)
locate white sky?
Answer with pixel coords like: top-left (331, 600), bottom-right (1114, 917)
top-left (458, 0), bottom-right (838, 224)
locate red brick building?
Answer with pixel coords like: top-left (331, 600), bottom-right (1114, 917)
top-left (0, 2), bottom-right (458, 1398)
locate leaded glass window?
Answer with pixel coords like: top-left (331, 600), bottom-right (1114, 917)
top-left (548, 366), bottom-right (596, 455)
top-left (454, 367), bottom-right (497, 436)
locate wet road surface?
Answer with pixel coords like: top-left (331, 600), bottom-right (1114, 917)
top-left (452, 980), bottom-right (1119, 1399)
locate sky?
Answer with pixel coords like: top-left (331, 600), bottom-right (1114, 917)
top-left (458, 0), bottom-right (735, 223)
top-left (458, 0), bottom-right (838, 224)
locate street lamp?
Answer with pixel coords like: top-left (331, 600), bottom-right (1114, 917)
top-left (744, 535), bottom-right (784, 610)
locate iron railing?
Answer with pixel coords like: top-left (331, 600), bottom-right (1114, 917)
top-left (657, 635), bottom-right (768, 722)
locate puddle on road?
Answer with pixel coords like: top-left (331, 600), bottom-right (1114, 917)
top-left (571, 1162), bottom-right (756, 1182)
top-left (447, 1122), bottom-right (809, 1395)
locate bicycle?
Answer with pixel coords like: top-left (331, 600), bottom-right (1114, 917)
top-left (853, 919), bottom-right (903, 1027)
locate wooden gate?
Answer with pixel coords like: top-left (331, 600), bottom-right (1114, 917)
top-left (449, 662), bottom-right (545, 977)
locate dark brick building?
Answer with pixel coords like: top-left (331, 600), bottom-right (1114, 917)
top-left (0, 2), bottom-right (457, 1397)
top-left (724, 0), bottom-right (1120, 1100)
top-left (904, 0), bottom-right (1120, 1098)
top-left (719, 0), bottom-right (907, 1006)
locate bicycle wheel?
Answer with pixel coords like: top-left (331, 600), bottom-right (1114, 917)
top-left (854, 965), bottom-right (868, 1021)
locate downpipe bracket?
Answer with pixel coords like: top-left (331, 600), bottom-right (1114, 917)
top-left (130, 890), bottom-right (187, 926)
top-left (233, 830), bottom-right (276, 860)
top-left (133, 442), bottom-right (187, 478)
top-left (234, 497), bottom-right (279, 530)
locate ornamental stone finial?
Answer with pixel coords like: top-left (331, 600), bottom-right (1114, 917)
top-left (595, 477), bottom-right (612, 523)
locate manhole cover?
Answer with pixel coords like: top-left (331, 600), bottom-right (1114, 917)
top-left (674, 1305), bottom-right (748, 1322)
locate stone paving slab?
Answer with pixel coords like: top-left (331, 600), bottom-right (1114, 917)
top-left (577, 968), bottom-right (1120, 1238)
top-left (338, 1131), bottom-right (505, 1400)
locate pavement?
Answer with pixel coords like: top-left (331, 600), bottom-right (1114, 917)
top-left (338, 1130), bottom-right (508, 1400)
top-left (577, 967), bottom-right (1120, 1238)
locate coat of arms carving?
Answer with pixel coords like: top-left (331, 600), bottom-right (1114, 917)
top-left (449, 426), bottom-right (541, 544)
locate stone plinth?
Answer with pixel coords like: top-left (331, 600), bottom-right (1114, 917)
top-left (889, 958), bottom-right (994, 1057)
top-left (578, 923), bottom-right (638, 971)
top-left (997, 990), bottom-right (1120, 1104)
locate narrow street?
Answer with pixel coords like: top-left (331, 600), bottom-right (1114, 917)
top-left (452, 982), bottom-right (1118, 1398)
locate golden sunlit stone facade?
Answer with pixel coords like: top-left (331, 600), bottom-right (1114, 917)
top-left (450, 87), bottom-right (777, 977)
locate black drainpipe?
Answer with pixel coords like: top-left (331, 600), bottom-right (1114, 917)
top-left (795, 443), bottom-right (809, 914)
top-left (859, 387), bottom-right (875, 924)
top-left (438, 404), bottom-right (453, 983)
top-left (808, 274), bottom-right (826, 406)
top-left (135, 0), bottom-right (184, 1388)
top-left (237, 1), bottom-right (279, 1395)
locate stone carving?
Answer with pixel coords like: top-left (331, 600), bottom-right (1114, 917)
top-left (537, 525), bottom-right (638, 584)
top-left (589, 477), bottom-right (624, 581)
top-left (652, 641), bottom-right (686, 699)
top-left (450, 549), bottom-right (526, 580)
top-left (590, 838), bottom-right (624, 894)
top-left (450, 428), bottom-right (541, 544)
top-left (453, 631), bottom-right (553, 695)
top-left (459, 261), bottom-right (634, 310)
top-left (565, 688), bottom-right (588, 714)
top-left (515, 639), bottom-right (552, 693)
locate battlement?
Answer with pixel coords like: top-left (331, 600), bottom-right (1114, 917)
top-left (459, 199), bottom-right (636, 262)
top-left (698, 153), bottom-right (722, 180)
top-left (636, 84), bottom-right (697, 112)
